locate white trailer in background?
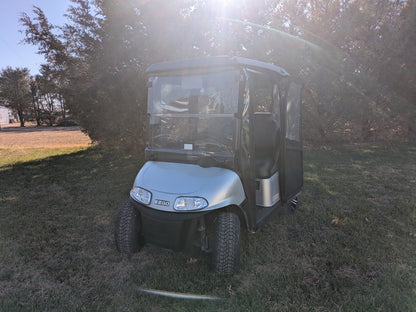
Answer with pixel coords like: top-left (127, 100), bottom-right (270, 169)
top-left (0, 106), bottom-right (10, 125)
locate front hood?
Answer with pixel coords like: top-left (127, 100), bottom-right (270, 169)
top-left (137, 161), bottom-right (218, 194)
top-left (133, 161), bottom-right (245, 212)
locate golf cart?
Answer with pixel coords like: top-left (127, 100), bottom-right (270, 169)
top-left (115, 56), bottom-right (303, 276)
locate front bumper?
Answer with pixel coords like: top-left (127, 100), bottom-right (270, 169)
top-left (130, 198), bottom-right (209, 251)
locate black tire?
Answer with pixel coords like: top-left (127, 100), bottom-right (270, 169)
top-left (212, 211), bottom-right (241, 276)
top-left (114, 200), bottom-right (143, 253)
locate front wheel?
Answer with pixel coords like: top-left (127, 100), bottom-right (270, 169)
top-left (211, 211), bottom-right (241, 276)
top-left (114, 200), bottom-right (143, 253)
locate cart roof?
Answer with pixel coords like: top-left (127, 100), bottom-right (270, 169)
top-left (146, 56), bottom-right (289, 77)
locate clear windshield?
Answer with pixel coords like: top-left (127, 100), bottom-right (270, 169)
top-left (147, 70), bottom-right (239, 154)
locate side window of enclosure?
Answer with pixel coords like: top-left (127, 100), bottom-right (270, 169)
top-left (286, 82), bottom-right (302, 142)
top-left (248, 71), bottom-right (273, 113)
top-left (272, 84), bottom-right (280, 123)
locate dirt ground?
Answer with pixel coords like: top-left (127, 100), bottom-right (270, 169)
top-left (0, 123), bottom-right (92, 148)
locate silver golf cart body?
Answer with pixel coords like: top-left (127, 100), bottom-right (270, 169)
top-left (127, 56), bottom-right (303, 252)
top-left (134, 161), bottom-right (246, 212)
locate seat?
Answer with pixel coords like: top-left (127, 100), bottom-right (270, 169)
top-left (253, 112), bottom-right (279, 179)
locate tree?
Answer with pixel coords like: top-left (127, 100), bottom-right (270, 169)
top-left (21, 0), bottom-right (149, 148)
top-left (20, 0), bottom-right (416, 145)
top-left (0, 67), bottom-right (31, 127)
top-left (36, 65), bottom-right (65, 126)
top-left (29, 75), bottom-right (42, 126)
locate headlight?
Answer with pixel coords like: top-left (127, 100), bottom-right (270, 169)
top-left (174, 197), bottom-right (208, 211)
top-left (130, 187), bottom-right (152, 205)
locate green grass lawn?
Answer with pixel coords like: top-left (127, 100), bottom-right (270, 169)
top-left (0, 143), bottom-right (415, 311)
top-left (0, 147), bottom-right (90, 170)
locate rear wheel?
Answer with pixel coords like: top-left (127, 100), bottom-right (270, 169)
top-left (288, 197), bottom-right (299, 214)
top-left (115, 200), bottom-right (143, 253)
top-left (212, 211), bottom-right (241, 276)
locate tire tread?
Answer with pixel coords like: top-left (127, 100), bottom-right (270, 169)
top-left (114, 200), bottom-right (142, 253)
top-left (212, 211), bottom-right (241, 276)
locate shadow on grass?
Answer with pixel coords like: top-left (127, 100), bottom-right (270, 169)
top-left (0, 143), bottom-right (415, 311)
top-left (0, 125), bottom-right (85, 133)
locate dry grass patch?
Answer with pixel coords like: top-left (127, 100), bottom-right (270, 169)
top-left (0, 124), bottom-right (91, 148)
top-left (0, 124), bottom-right (93, 168)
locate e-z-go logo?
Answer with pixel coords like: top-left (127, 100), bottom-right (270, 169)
top-left (154, 199), bottom-right (170, 207)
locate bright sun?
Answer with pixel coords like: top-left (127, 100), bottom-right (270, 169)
top-left (210, 0), bottom-right (240, 16)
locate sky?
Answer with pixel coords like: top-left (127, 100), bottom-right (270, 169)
top-left (0, 0), bottom-right (70, 76)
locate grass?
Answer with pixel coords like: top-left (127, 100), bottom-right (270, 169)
top-left (0, 147), bottom-right (89, 170)
top-left (0, 143), bottom-right (415, 311)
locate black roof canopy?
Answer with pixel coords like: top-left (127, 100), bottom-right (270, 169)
top-left (146, 56), bottom-right (290, 77)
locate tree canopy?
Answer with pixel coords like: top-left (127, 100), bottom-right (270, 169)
top-left (18, 0), bottom-right (416, 146)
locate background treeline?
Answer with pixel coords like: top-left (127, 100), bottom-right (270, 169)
top-left (1, 0), bottom-right (415, 147)
top-left (0, 66), bottom-right (70, 127)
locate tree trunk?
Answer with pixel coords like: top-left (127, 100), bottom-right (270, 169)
top-left (18, 110), bottom-right (25, 127)
top-left (32, 98), bottom-right (41, 126)
top-left (361, 118), bottom-right (371, 140)
top-left (59, 94), bottom-right (66, 119)
top-left (407, 114), bottom-right (416, 142)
